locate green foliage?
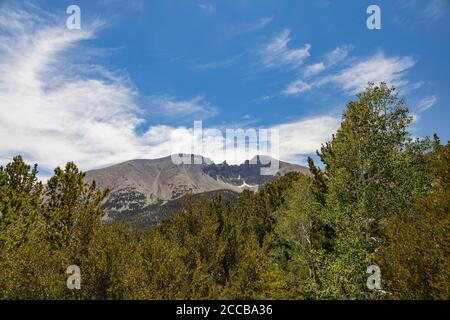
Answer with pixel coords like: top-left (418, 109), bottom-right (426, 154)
top-left (0, 158), bottom-right (110, 299)
top-left (270, 83), bottom-right (441, 299)
top-left (0, 83), bottom-right (447, 300)
top-left (377, 141), bottom-right (450, 299)
top-left (0, 156), bottom-right (43, 248)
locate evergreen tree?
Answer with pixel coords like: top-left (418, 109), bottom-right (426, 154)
top-left (377, 141), bottom-right (450, 299)
top-left (273, 83), bottom-right (435, 299)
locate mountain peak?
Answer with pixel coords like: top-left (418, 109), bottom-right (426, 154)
top-left (85, 154), bottom-right (309, 228)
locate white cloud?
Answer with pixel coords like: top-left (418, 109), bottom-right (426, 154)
top-left (146, 95), bottom-right (218, 118)
top-left (139, 116), bottom-right (339, 166)
top-left (0, 7), bottom-right (337, 174)
top-left (417, 96), bottom-right (437, 113)
top-left (240, 16), bottom-right (274, 33)
top-left (282, 79), bottom-right (313, 96)
top-left (282, 52), bottom-right (416, 96)
top-left (272, 116), bottom-right (340, 164)
top-left (325, 53), bottom-right (416, 93)
top-left (259, 29), bottom-right (311, 69)
top-left (251, 16), bottom-right (274, 30)
top-left (0, 7), bottom-right (213, 172)
top-left (301, 46), bottom-right (350, 79)
top-left (0, 9), bottom-right (141, 171)
top-left (325, 45), bottom-right (351, 66)
top-left (304, 62), bottom-right (325, 77)
top-left (410, 95), bottom-right (436, 124)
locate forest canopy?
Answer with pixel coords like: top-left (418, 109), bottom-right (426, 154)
top-left (0, 83), bottom-right (448, 300)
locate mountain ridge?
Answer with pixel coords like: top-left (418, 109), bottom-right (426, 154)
top-left (85, 154), bottom-right (309, 228)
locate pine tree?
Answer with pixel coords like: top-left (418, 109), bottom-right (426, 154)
top-left (274, 83), bottom-right (435, 299)
top-left (377, 141), bottom-right (450, 299)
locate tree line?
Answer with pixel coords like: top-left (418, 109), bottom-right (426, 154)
top-left (0, 83), bottom-right (448, 299)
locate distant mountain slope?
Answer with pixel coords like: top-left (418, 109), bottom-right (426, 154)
top-left (85, 154), bottom-right (309, 228)
top-left (110, 189), bottom-right (239, 230)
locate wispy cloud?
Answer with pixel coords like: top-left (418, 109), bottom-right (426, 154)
top-left (411, 95), bottom-right (438, 123)
top-left (282, 79), bottom-right (313, 96)
top-left (325, 53), bottom-right (416, 93)
top-left (259, 29), bottom-right (311, 69)
top-left (0, 6), bottom-right (336, 172)
top-left (145, 95), bottom-right (218, 119)
top-left (304, 62), bottom-right (325, 77)
top-left (283, 52), bottom-right (417, 96)
top-left (248, 16), bottom-right (273, 31)
top-left (0, 7), bottom-right (147, 170)
top-left (193, 53), bottom-right (244, 70)
top-left (324, 45), bottom-right (352, 66)
top-left (423, 0), bottom-right (449, 22)
top-left (394, 0), bottom-right (450, 28)
top-left (417, 96), bottom-right (437, 113)
top-left (195, 17), bottom-right (274, 70)
top-left (197, 3), bottom-right (214, 16)
top-left (0, 6), bottom-right (214, 171)
top-left (272, 116), bottom-right (340, 164)
top-left (302, 45), bottom-right (350, 78)
top-left (236, 16), bottom-right (274, 34)
top-left (141, 115), bottom-right (340, 166)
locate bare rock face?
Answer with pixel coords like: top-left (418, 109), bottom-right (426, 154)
top-left (85, 154), bottom-right (308, 229)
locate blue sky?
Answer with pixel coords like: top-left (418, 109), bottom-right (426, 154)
top-left (0, 0), bottom-right (449, 176)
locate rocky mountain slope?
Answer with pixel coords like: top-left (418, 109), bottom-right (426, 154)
top-left (85, 154), bottom-right (309, 228)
